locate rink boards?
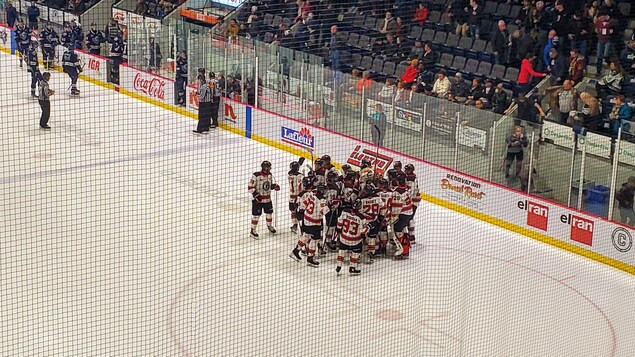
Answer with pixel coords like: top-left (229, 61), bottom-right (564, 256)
top-left (2, 23), bottom-right (635, 275)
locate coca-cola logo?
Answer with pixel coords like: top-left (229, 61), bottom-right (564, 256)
top-left (133, 73), bottom-right (166, 100)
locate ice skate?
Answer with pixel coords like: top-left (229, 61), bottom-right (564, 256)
top-left (335, 266), bottom-right (342, 275)
top-left (267, 225), bottom-right (276, 234)
top-left (317, 244), bottom-right (326, 256)
top-left (250, 229), bottom-right (259, 239)
top-left (290, 223), bottom-right (298, 234)
top-left (349, 267), bottom-right (361, 276)
top-left (326, 241), bottom-right (338, 252)
top-left (70, 88), bottom-right (80, 96)
top-left (289, 248), bottom-right (302, 262)
top-left (306, 256), bottom-right (320, 267)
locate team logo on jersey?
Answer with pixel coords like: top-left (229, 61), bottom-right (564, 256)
top-left (517, 200), bottom-right (549, 231)
top-left (560, 213), bottom-right (594, 246)
top-left (611, 227), bottom-right (632, 252)
top-left (281, 127), bottom-right (314, 150)
top-left (346, 145), bottom-right (393, 175)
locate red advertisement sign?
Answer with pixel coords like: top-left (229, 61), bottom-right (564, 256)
top-left (561, 214), bottom-right (594, 246)
top-left (346, 145), bottom-right (393, 175)
top-left (133, 73), bottom-right (166, 100)
top-left (518, 200), bottom-right (549, 231)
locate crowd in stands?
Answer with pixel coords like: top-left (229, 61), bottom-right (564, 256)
top-left (133, 0), bottom-right (183, 18)
top-left (220, 0), bottom-right (635, 139)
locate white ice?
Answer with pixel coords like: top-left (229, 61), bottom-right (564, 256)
top-left (1, 52), bottom-right (635, 357)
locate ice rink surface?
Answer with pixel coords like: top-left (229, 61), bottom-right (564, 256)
top-left (1, 52), bottom-right (635, 357)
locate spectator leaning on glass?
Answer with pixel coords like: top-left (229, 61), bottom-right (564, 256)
top-left (504, 126), bottom-right (528, 179)
top-left (616, 177), bottom-right (635, 226)
top-left (370, 103), bottom-right (387, 147)
top-left (5, 1), bottom-right (18, 28)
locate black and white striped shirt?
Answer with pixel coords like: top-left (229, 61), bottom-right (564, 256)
top-left (197, 84), bottom-right (212, 103)
top-left (38, 80), bottom-right (53, 101)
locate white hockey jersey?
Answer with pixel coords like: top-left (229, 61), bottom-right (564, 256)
top-left (288, 172), bottom-right (303, 203)
top-left (299, 191), bottom-right (330, 226)
top-left (406, 173), bottom-right (421, 207)
top-left (377, 189), bottom-right (399, 221)
top-left (392, 185), bottom-right (414, 216)
top-left (337, 211), bottom-right (369, 246)
top-left (248, 171), bottom-right (274, 203)
top-left (360, 195), bottom-right (384, 221)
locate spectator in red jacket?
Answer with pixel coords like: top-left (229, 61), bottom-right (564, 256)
top-left (414, 3), bottom-right (429, 26)
top-left (517, 54), bottom-right (546, 95)
top-left (400, 59), bottom-right (419, 86)
top-left (594, 11), bottom-right (617, 74)
top-left (568, 48), bottom-right (586, 84)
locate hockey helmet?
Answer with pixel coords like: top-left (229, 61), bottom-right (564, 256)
top-left (315, 183), bottom-right (327, 196)
top-left (321, 155), bottom-right (331, 164)
top-left (289, 161), bottom-right (300, 172)
top-left (341, 164), bottom-right (352, 173)
top-left (360, 159), bottom-right (372, 169)
top-left (363, 182), bottom-right (376, 196)
top-left (261, 160), bottom-right (272, 172)
top-left (377, 178), bottom-right (389, 189)
top-left (393, 161), bottom-right (402, 170)
top-left (387, 169), bottom-right (398, 180)
top-left (326, 170), bottom-right (339, 182)
top-left (302, 176), bottom-right (315, 190)
top-left (315, 158), bottom-right (323, 167)
top-left (404, 164), bottom-right (415, 174)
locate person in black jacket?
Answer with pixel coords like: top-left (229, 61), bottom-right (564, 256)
top-left (5, 1), bottom-right (19, 28)
top-left (546, 48), bottom-right (567, 84)
top-left (491, 20), bottom-right (510, 65)
top-left (616, 177), bottom-right (635, 226)
top-left (26, 1), bottom-right (40, 30)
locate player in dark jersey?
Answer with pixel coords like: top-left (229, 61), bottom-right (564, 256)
top-left (15, 19), bottom-right (31, 68)
top-left (40, 23), bottom-right (60, 70)
top-left (108, 35), bottom-right (124, 84)
top-left (288, 160), bottom-right (304, 234)
top-left (86, 22), bottom-right (106, 55)
top-left (26, 40), bottom-right (42, 97)
top-left (62, 46), bottom-right (82, 96)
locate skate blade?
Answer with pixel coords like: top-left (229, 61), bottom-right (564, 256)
top-left (288, 254), bottom-right (301, 262)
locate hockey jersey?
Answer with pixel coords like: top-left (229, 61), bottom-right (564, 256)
top-left (337, 210), bottom-right (369, 246)
top-left (15, 25), bottom-right (30, 48)
top-left (392, 185), bottom-right (414, 216)
top-left (26, 46), bottom-right (39, 67)
top-left (248, 171), bottom-right (275, 204)
top-left (360, 194), bottom-right (384, 221)
top-left (62, 50), bottom-right (81, 74)
top-left (288, 171), bottom-right (303, 203)
top-left (176, 58), bottom-right (188, 79)
top-left (406, 173), bottom-right (421, 206)
top-left (109, 38), bottom-right (124, 57)
top-left (40, 28), bottom-right (59, 49)
top-left (377, 189), bottom-right (398, 222)
top-left (86, 30), bottom-right (105, 51)
top-left (299, 191), bottom-right (329, 226)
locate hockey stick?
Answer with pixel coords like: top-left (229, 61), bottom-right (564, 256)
top-left (372, 124), bottom-right (381, 176)
top-left (271, 172), bottom-right (279, 229)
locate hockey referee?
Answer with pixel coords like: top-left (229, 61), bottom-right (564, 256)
top-left (193, 74), bottom-right (213, 134)
top-left (38, 72), bottom-right (55, 129)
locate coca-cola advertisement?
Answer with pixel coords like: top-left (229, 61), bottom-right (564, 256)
top-left (120, 65), bottom-right (174, 105)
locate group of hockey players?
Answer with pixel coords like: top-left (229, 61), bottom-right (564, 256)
top-left (248, 155), bottom-right (420, 276)
top-left (13, 16), bottom-right (127, 97)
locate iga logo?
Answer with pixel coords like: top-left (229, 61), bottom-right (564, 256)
top-left (133, 73), bottom-right (166, 100)
top-left (611, 227), bottom-right (633, 252)
top-left (87, 58), bottom-right (100, 72)
top-left (560, 214), bottom-right (594, 246)
top-left (517, 200), bottom-right (549, 231)
top-left (224, 103), bottom-right (237, 123)
top-left (346, 145), bottom-right (393, 175)
top-left (281, 127), bottom-right (315, 150)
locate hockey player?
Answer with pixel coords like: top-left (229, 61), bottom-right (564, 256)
top-left (62, 45), bottom-right (82, 96)
top-left (248, 161), bottom-right (280, 238)
top-left (358, 159), bottom-right (375, 190)
top-left (108, 35), bottom-right (124, 84)
top-left (86, 22), bottom-right (106, 55)
top-left (288, 160), bottom-right (304, 234)
top-left (40, 23), bottom-right (60, 70)
top-left (69, 20), bottom-right (84, 50)
top-left (26, 40), bottom-right (42, 98)
top-left (104, 17), bottom-right (123, 43)
top-left (175, 51), bottom-right (188, 106)
top-left (122, 36), bottom-right (128, 63)
top-left (392, 175), bottom-right (414, 259)
top-left (376, 178), bottom-right (397, 257)
top-left (335, 200), bottom-right (379, 275)
top-left (404, 164), bottom-right (420, 243)
top-left (358, 183), bottom-right (384, 262)
top-left (289, 183), bottom-right (330, 267)
top-left (341, 171), bottom-right (359, 208)
top-left (313, 158), bottom-right (326, 184)
top-left (15, 19), bottom-right (31, 68)
top-left (323, 170), bottom-right (343, 252)
top-left (60, 23), bottom-right (75, 49)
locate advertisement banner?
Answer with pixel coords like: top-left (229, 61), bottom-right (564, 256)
top-left (543, 120), bottom-right (612, 159)
top-left (120, 65), bottom-right (174, 105)
top-left (458, 124), bottom-right (487, 151)
top-left (394, 106), bottom-right (422, 132)
top-left (48, 7), bottom-right (65, 26)
top-left (76, 50), bottom-right (108, 83)
top-left (112, 8), bottom-right (128, 26)
top-left (425, 113), bottom-right (455, 137)
top-left (64, 12), bottom-right (79, 24)
top-left (618, 141), bottom-right (635, 167)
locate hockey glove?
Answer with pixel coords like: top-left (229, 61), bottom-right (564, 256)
top-left (296, 210), bottom-right (305, 222)
top-left (272, 183), bottom-right (280, 191)
top-left (252, 192), bottom-right (261, 202)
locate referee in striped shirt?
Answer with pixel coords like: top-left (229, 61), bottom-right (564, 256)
top-left (193, 74), bottom-right (213, 134)
top-left (38, 72), bottom-right (55, 129)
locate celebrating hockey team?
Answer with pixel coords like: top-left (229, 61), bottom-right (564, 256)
top-left (249, 154), bottom-right (421, 276)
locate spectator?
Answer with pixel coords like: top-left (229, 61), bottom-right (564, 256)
top-left (504, 126), bottom-right (528, 179)
top-left (465, 78), bottom-right (484, 105)
top-left (134, 0), bottom-right (149, 15)
top-left (492, 83), bottom-right (509, 114)
top-left (599, 0), bottom-right (620, 20)
top-left (475, 99), bottom-right (485, 110)
top-left (491, 20), bottom-right (510, 65)
top-left (328, 25), bottom-right (342, 71)
top-left (518, 54), bottom-right (547, 95)
top-left (394, 17), bottom-right (407, 38)
top-left (394, 81), bottom-right (408, 104)
top-left (467, 0), bottom-right (482, 38)
top-left (515, 0), bottom-right (532, 28)
top-left (378, 34), bottom-right (399, 59)
top-left (414, 3), bottom-right (428, 26)
top-left (225, 19), bottom-right (240, 43)
top-left (596, 61), bottom-right (624, 97)
top-left (370, 103), bottom-right (387, 146)
top-left (505, 93), bottom-right (547, 126)
top-left (568, 48), bottom-right (586, 83)
top-left (615, 177), bottom-right (635, 226)
top-left (516, 29), bottom-right (540, 65)
top-left (400, 59), bottom-right (419, 86)
top-left (542, 30), bottom-right (559, 70)
top-left (568, 10), bottom-right (589, 56)
top-left (27, 1), bottom-right (39, 30)
top-left (553, 80), bottom-right (579, 124)
top-left (609, 95), bottom-right (633, 135)
top-left (5, 1), bottom-right (18, 28)
top-left (451, 73), bottom-right (470, 102)
top-left (406, 84), bottom-right (424, 107)
top-left (354, 70), bottom-right (373, 93)
top-left (530, 2), bottom-right (547, 30)
top-left (622, 30), bottom-right (635, 75)
top-left (380, 12), bottom-right (397, 35)
top-left (148, 36), bottom-right (162, 71)
top-left (420, 42), bottom-right (437, 69)
top-left (453, 0), bottom-right (469, 37)
top-left (546, 48), bottom-right (567, 84)
top-left (431, 70), bottom-right (451, 97)
top-left (551, 0), bottom-right (569, 37)
top-left (595, 11), bottom-right (617, 74)
top-left (377, 78), bottom-right (396, 102)
top-left (579, 91), bottom-right (602, 128)
top-left (480, 79), bottom-right (495, 107)
top-left (409, 40), bottom-right (424, 60)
